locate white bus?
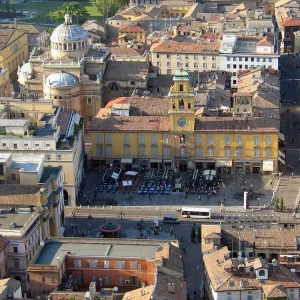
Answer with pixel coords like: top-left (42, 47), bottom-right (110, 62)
top-left (181, 207), bottom-right (211, 219)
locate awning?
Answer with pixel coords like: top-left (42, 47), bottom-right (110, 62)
top-left (194, 160), bottom-right (215, 163)
top-left (253, 162), bottom-right (261, 167)
top-left (235, 161), bottom-right (244, 166)
top-left (125, 171), bottom-right (138, 176)
top-left (278, 156), bottom-right (285, 165)
top-left (121, 158), bottom-right (133, 164)
top-left (150, 159), bottom-right (162, 163)
top-left (163, 159), bottom-right (173, 162)
top-left (216, 160), bottom-right (232, 167)
top-left (139, 160), bottom-right (148, 165)
top-left (263, 160), bottom-right (274, 171)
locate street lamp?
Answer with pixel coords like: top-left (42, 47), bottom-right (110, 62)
top-left (258, 197), bottom-right (260, 209)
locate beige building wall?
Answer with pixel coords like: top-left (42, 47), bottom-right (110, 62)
top-left (151, 53), bottom-right (219, 75)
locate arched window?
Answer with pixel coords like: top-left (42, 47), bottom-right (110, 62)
top-left (63, 43), bottom-right (67, 50)
top-left (173, 103), bottom-right (176, 109)
top-left (179, 84), bottom-right (184, 91)
top-left (73, 43), bottom-right (77, 50)
top-left (188, 103), bottom-right (191, 109)
top-left (68, 43), bottom-right (72, 50)
top-left (179, 99), bottom-right (184, 109)
top-left (55, 43), bottom-right (58, 50)
top-left (59, 43), bottom-right (62, 50)
top-left (82, 41), bottom-right (84, 48)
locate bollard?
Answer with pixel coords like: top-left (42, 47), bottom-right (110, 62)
top-left (88, 205), bottom-right (90, 208)
top-left (103, 205), bottom-right (104, 209)
top-left (111, 205), bottom-right (112, 209)
top-left (95, 205), bottom-right (97, 208)
top-left (157, 207), bottom-right (158, 210)
top-left (80, 205), bottom-right (81, 208)
top-left (126, 206), bottom-right (127, 209)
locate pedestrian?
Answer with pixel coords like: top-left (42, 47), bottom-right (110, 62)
top-left (198, 195), bottom-right (201, 201)
top-left (159, 226), bottom-right (162, 232)
top-left (182, 198), bottom-right (185, 204)
top-left (148, 194), bottom-right (151, 200)
top-left (183, 247), bottom-right (186, 253)
top-left (292, 173), bottom-right (294, 178)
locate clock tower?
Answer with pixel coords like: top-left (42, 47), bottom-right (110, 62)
top-left (168, 68), bottom-right (195, 132)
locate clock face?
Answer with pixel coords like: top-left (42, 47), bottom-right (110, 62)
top-left (177, 118), bottom-right (187, 127)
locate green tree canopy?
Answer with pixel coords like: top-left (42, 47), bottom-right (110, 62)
top-left (92, 0), bottom-right (128, 18)
top-left (54, 2), bottom-right (90, 24)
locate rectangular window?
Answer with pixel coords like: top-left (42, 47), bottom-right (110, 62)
top-left (74, 260), bottom-right (81, 268)
top-left (106, 146), bottom-right (112, 155)
top-left (42, 276), bottom-right (45, 283)
top-left (139, 135), bottom-right (145, 144)
top-left (208, 136), bottom-right (214, 144)
top-left (162, 145), bottom-right (169, 155)
top-left (237, 136), bottom-right (242, 145)
top-left (124, 145), bottom-right (130, 155)
top-left (151, 135), bottom-right (157, 144)
top-left (203, 63), bottom-right (207, 69)
top-left (46, 154), bottom-right (51, 160)
top-left (227, 57), bottom-right (231, 61)
top-left (233, 64), bottom-right (236, 69)
top-left (132, 261), bottom-right (137, 270)
top-left (225, 136), bottom-right (230, 145)
top-left (90, 260), bottom-right (98, 268)
top-left (11, 174), bottom-right (16, 180)
top-left (245, 57), bottom-right (248, 61)
top-left (156, 54), bottom-right (160, 59)
top-left (106, 135), bottom-right (111, 144)
top-left (118, 276), bottom-right (124, 285)
top-left (13, 247), bottom-right (18, 253)
top-left (194, 63), bottom-right (198, 69)
top-left (97, 135), bottom-right (102, 143)
top-left (212, 63), bottom-right (216, 69)
top-left (104, 275), bottom-right (110, 285)
top-left (87, 97), bottom-right (92, 105)
top-left (196, 136), bottom-right (202, 145)
top-left (98, 146), bottom-right (104, 155)
top-left (203, 55), bottom-right (207, 60)
top-left (151, 147), bottom-right (157, 155)
top-left (239, 57), bottom-right (242, 61)
top-left (124, 135), bottom-right (129, 143)
top-left (256, 58), bottom-right (260, 62)
top-left (233, 57), bottom-right (236, 61)
top-left (208, 147), bottom-right (214, 156)
top-left (167, 54), bottom-right (170, 59)
top-left (224, 147), bottom-right (230, 156)
top-left (185, 62), bottom-right (189, 68)
top-left (104, 260), bottom-right (109, 269)
top-left (167, 61), bottom-right (171, 68)
top-left (196, 147), bottom-right (202, 156)
top-left (266, 148), bottom-right (271, 157)
top-left (236, 147), bottom-right (242, 156)
top-left (289, 293), bottom-right (294, 300)
top-left (13, 144), bottom-right (17, 149)
top-left (185, 55), bottom-right (189, 60)
top-left (212, 56), bottom-right (216, 61)
top-left (254, 136), bottom-right (260, 145)
top-left (116, 261), bottom-right (125, 269)
top-left (140, 146), bottom-right (145, 155)
top-left (91, 275), bottom-right (97, 282)
top-left (194, 55), bottom-right (198, 60)
top-left (266, 136), bottom-right (271, 145)
top-left (164, 135), bottom-right (169, 144)
top-left (14, 261), bottom-right (19, 269)
top-left (254, 148), bottom-right (260, 157)
top-left (57, 155), bottom-right (62, 160)
top-left (227, 64), bottom-right (231, 68)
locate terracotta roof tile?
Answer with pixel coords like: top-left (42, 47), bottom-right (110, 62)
top-left (122, 285), bottom-right (154, 300)
top-left (90, 116), bottom-right (170, 132)
top-left (262, 285), bottom-right (288, 298)
top-left (283, 18), bottom-right (300, 26)
top-left (118, 24), bottom-right (144, 33)
top-left (201, 225), bottom-right (222, 253)
top-left (0, 238), bottom-right (8, 251)
top-left (151, 41), bottom-right (220, 53)
top-left (195, 117), bottom-right (278, 133)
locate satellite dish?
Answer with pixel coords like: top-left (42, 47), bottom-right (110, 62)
top-left (113, 287), bottom-right (118, 292)
top-left (40, 241), bottom-right (45, 246)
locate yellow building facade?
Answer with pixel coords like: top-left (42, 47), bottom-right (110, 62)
top-left (90, 69), bottom-right (278, 174)
top-left (0, 29), bottom-right (28, 81)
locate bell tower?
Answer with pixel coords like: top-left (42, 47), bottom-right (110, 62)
top-left (168, 68), bottom-right (195, 132)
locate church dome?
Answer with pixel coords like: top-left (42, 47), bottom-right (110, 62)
top-left (50, 14), bottom-right (88, 43)
top-left (44, 71), bottom-right (79, 87)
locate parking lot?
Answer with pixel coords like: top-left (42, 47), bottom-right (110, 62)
top-left (78, 169), bottom-right (278, 210)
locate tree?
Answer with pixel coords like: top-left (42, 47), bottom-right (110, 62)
top-left (191, 226), bottom-right (196, 243)
top-left (198, 226), bottom-right (201, 243)
top-left (274, 198), bottom-right (280, 211)
top-left (53, 2), bottom-right (90, 24)
top-left (280, 197), bottom-right (284, 212)
top-left (92, 0), bottom-right (128, 18)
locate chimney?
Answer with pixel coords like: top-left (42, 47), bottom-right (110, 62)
top-left (14, 18), bottom-right (17, 29)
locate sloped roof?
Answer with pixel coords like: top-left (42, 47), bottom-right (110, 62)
top-left (262, 285), bottom-right (288, 298)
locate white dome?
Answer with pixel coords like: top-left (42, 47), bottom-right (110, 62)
top-left (50, 14), bottom-right (88, 43)
top-left (44, 71), bottom-right (78, 87)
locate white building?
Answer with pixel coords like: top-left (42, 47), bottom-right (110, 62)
top-left (0, 99), bottom-right (84, 206)
top-left (219, 34), bottom-right (279, 87)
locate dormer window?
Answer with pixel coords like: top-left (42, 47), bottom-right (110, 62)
top-left (179, 84), bottom-right (184, 92)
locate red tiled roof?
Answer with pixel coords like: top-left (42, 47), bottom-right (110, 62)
top-left (283, 18), bottom-right (300, 26)
top-left (0, 238), bottom-right (8, 251)
top-left (105, 97), bottom-right (127, 108)
top-left (151, 41), bottom-right (220, 53)
top-left (118, 24), bottom-right (144, 33)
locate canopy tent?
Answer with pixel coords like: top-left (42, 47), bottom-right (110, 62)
top-left (122, 180), bottom-right (132, 186)
top-left (125, 171), bottom-right (138, 176)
